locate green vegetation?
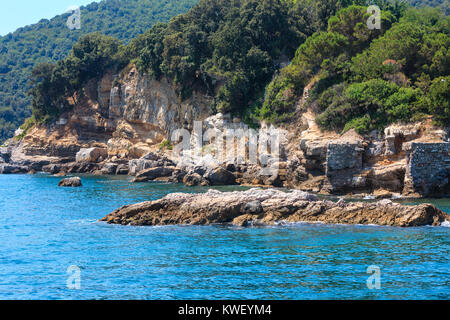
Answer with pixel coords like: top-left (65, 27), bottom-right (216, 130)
top-left (0, 0), bottom-right (198, 142)
top-left (159, 139), bottom-right (173, 150)
top-left (260, 4), bottom-right (449, 132)
top-left (15, 116), bottom-right (36, 140)
top-left (127, 0), bottom-right (352, 111)
top-left (259, 4), bottom-right (397, 122)
top-left (408, 0), bottom-right (449, 14)
top-left (2, 0), bottom-right (448, 142)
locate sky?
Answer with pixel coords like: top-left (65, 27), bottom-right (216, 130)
top-left (0, 0), bottom-right (102, 36)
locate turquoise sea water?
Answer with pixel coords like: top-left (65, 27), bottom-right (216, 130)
top-left (0, 174), bottom-right (449, 300)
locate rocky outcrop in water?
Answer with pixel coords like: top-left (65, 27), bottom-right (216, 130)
top-left (132, 166), bottom-right (177, 182)
top-left (58, 177), bottom-right (82, 187)
top-left (128, 152), bottom-right (175, 176)
top-left (101, 189), bottom-right (448, 227)
top-left (0, 164), bottom-right (29, 174)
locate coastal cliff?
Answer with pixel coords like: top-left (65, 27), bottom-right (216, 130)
top-left (1, 63), bottom-right (449, 199)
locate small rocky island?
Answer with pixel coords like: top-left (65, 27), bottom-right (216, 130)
top-left (101, 189), bottom-right (448, 228)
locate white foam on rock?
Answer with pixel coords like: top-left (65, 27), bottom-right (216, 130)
top-left (441, 220), bottom-right (450, 227)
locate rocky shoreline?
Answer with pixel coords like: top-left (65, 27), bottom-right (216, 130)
top-left (101, 188), bottom-right (449, 228)
top-left (0, 66), bottom-right (448, 200)
top-left (0, 127), bottom-right (450, 199)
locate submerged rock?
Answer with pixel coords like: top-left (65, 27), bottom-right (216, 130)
top-left (58, 177), bottom-right (82, 187)
top-left (101, 189), bottom-right (448, 227)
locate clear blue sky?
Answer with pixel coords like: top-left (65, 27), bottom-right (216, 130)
top-left (0, 0), bottom-right (102, 36)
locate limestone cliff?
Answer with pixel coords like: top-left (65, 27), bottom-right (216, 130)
top-left (282, 113), bottom-right (449, 198)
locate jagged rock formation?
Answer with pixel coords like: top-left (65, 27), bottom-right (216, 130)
top-left (76, 148), bottom-right (108, 163)
top-left (101, 189), bottom-right (449, 227)
top-left (403, 143), bottom-right (450, 197)
top-left (129, 152), bottom-right (175, 176)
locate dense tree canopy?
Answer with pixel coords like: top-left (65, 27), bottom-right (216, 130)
top-left (28, 0), bottom-right (352, 127)
top-left (126, 0), bottom-right (360, 113)
top-left (0, 0), bottom-right (198, 143)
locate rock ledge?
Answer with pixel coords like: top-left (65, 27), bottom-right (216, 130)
top-left (101, 189), bottom-right (448, 227)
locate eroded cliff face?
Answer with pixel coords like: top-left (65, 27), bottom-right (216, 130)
top-left (282, 114), bottom-right (449, 198)
top-left (14, 65), bottom-right (212, 162)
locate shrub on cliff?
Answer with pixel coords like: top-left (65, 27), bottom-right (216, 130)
top-left (428, 76), bottom-right (450, 126)
top-left (261, 5), bottom-right (449, 131)
top-left (30, 33), bottom-right (127, 122)
top-left (316, 79), bottom-right (430, 133)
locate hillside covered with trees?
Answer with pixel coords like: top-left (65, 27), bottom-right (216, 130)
top-left (0, 0), bottom-right (198, 143)
top-left (5, 0), bottom-right (450, 143)
top-left (260, 5), bottom-right (449, 132)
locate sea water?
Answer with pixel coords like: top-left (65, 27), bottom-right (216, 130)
top-left (0, 174), bottom-right (448, 300)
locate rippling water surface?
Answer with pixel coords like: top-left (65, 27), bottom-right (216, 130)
top-left (0, 174), bottom-right (448, 300)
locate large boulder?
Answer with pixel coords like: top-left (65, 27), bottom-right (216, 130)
top-left (42, 164), bottom-right (61, 175)
top-left (205, 167), bottom-right (236, 186)
top-left (128, 155), bottom-right (175, 176)
top-left (59, 162), bottom-right (99, 174)
top-left (367, 163), bottom-right (406, 192)
top-left (141, 152), bottom-right (162, 161)
top-left (58, 177), bottom-right (82, 187)
top-left (128, 159), bottom-right (156, 176)
top-left (100, 163), bottom-right (118, 175)
top-left (75, 148), bottom-right (108, 163)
